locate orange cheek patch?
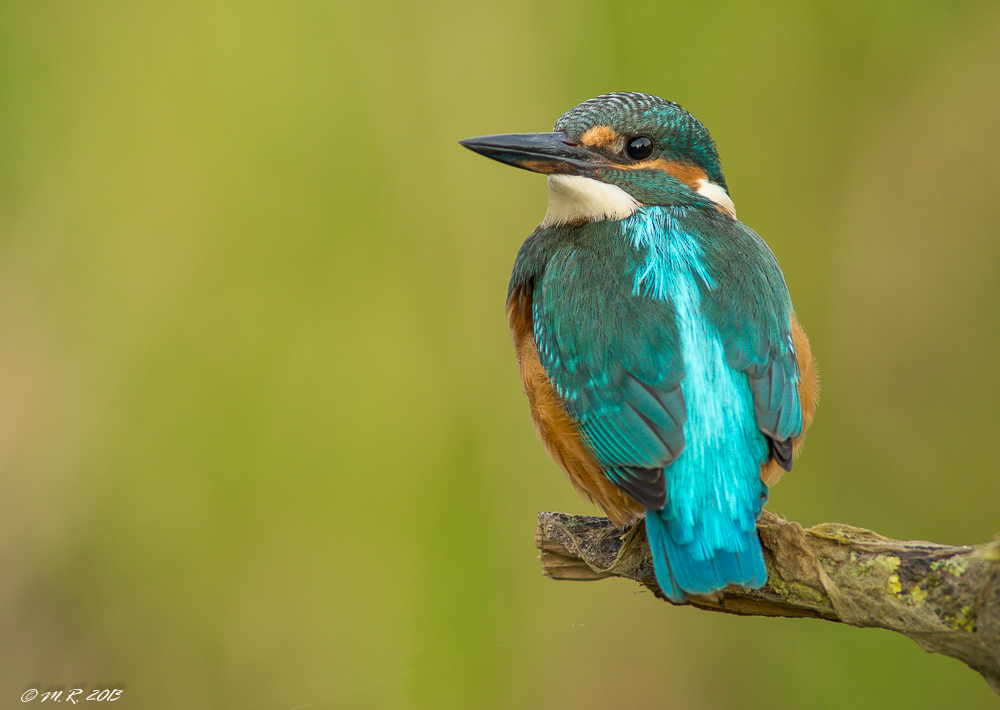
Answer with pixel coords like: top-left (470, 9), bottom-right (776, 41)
top-left (621, 158), bottom-right (708, 189)
top-left (580, 125), bottom-right (618, 148)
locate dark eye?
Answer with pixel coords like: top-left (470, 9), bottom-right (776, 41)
top-left (626, 136), bottom-right (654, 161)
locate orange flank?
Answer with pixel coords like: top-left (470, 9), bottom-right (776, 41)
top-left (507, 285), bottom-right (643, 527)
top-left (760, 315), bottom-right (820, 486)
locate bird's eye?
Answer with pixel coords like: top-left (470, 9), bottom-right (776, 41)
top-left (626, 136), bottom-right (654, 161)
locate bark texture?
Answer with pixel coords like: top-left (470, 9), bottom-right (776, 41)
top-left (535, 510), bottom-right (1000, 695)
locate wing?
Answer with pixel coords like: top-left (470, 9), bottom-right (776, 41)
top-left (693, 213), bottom-right (805, 467)
top-left (530, 243), bottom-right (686, 510)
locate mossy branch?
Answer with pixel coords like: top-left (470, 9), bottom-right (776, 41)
top-left (535, 510), bottom-right (1000, 695)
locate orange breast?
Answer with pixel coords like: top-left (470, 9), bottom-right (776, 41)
top-left (507, 285), bottom-right (643, 527)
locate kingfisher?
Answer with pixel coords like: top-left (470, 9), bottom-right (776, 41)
top-left (460, 93), bottom-right (818, 602)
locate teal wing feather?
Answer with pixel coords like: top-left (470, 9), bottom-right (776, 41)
top-left (691, 210), bottom-right (805, 466)
top-left (511, 207), bottom-right (801, 601)
top-left (527, 231), bottom-right (687, 509)
top-left (511, 207), bottom-right (802, 506)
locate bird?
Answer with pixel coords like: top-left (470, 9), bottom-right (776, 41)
top-left (460, 92), bottom-right (818, 602)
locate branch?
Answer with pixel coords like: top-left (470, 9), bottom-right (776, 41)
top-left (535, 510), bottom-right (1000, 695)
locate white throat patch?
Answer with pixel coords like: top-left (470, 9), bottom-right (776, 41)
top-left (541, 175), bottom-right (639, 227)
top-left (696, 179), bottom-right (737, 219)
top-left (540, 174), bottom-right (737, 226)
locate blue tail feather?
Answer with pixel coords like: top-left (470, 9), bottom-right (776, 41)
top-left (645, 506), bottom-right (767, 603)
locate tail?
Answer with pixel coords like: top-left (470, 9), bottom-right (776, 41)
top-left (644, 503), bottom-right (767, 603)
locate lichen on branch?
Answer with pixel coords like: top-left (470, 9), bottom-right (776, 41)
top-left (535, 510), bottom-right (1000, 696)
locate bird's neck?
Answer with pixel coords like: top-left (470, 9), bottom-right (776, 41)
top-left (540, 174), bottom-right (735, 229)
top-left (541, 175), bottom-right (638, 227)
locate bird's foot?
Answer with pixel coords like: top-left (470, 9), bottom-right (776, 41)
top-left (601, 522), bottom-right (649, 577)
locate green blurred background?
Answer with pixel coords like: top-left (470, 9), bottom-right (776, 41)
top-left (2, 1), bottom-right (999, 708)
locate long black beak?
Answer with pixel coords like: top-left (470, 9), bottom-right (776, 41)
top-left (459, 131), bottom-right (606, 175)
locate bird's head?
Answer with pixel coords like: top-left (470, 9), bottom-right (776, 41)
top-left (460, 92), bottom-right (735, 226)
